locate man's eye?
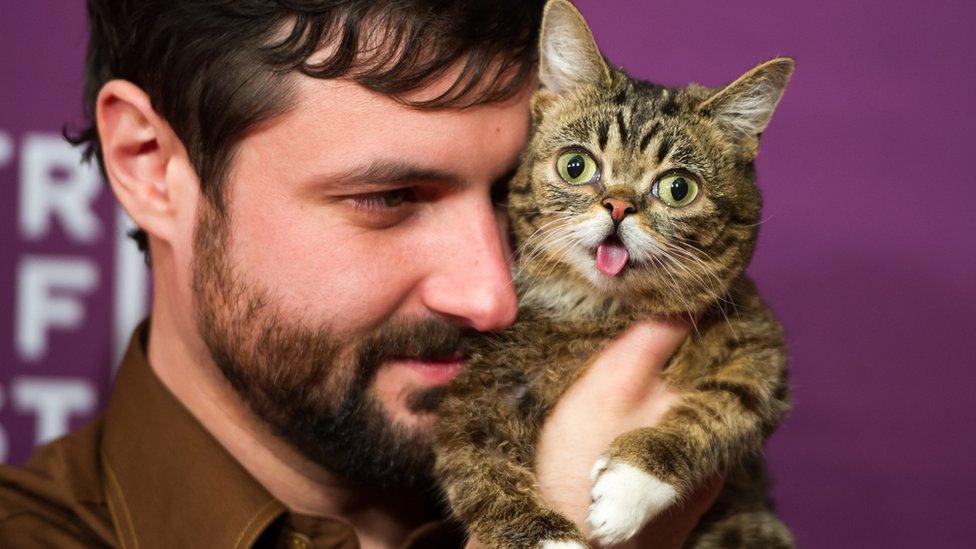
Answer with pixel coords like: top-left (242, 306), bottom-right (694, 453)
top-left (352, 188), bottom-right (414, 210)
top-left (491, 178), bottom-right (510, 207)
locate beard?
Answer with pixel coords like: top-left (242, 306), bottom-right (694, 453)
top-left (190, 201), bottom-right (467, 491)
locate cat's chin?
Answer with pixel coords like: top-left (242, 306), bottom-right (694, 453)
top-left (519, 254), bottom-right (720, 318)
top-left (573, 266), bottom-right (719, 317)
top-left (579, 257), bottom-right (638, 294)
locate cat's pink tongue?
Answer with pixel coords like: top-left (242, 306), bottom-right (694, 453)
top-left (596, 239), bottom-right (629, 276)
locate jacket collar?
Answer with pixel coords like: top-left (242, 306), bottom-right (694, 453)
top-left (100, 320), bottom-right (286, 549)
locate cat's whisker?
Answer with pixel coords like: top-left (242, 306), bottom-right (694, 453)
top-left (657, 244), bottom-right (739, 338)
top-left (664, 239), bottom-right (743, 326)
top-left (662, 254), bottom-right (729, 319)
top-left (662, 243), bottom-right (726, 298)
top-left (514, 214), bottom-right (575, 257)
top-left (535, 237), bottom-right (584, 286)
top-left (655, 250), bottom-right (711, 304)
top-left (655, 231), bottom-right (727, 295)
top-left (519, 213), bottom-right (574, 244)
top-left (513, 227), bottom-right (581, 286)
top-left (527, 229), bottom-right (591, 289)
top-left (517, 224), bottom-right (577, 270)
top-left (653, 249), bottom-right (721, 313)
top-left (730, 213), bottom-right (777, 228)
top-left (513, 224), bottom-right (572, 268)
top-left (514, 217), bottom-right (575, 267)
top-left (651, 251), bottom-right (702, 339)
top-left (657, 246), bottom-right (717, 297)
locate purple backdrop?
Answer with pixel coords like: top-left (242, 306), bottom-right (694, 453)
top-left (2, 1), bottom-right (974, 547)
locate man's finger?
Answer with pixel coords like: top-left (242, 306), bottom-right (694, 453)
top-left (584, 319), bottom-right (690, 401)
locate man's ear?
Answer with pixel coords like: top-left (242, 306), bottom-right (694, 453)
top-left (538, 0), bottom-right (611, 95)
top-left (96, 80), bottom-right (190, 246)
top-left (698, 57), bottom-right (794, 152)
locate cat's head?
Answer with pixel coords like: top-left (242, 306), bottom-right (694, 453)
top-left (510, 0), bottom-right (793, 315)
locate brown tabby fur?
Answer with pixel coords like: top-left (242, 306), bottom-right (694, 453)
top-left (435, 1), bottom-right (794, 547)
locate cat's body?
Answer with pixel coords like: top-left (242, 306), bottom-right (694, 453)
top-left (435, 1), bottom-right (794, 547)
top-left (438, 280), bottom-right (791, 548)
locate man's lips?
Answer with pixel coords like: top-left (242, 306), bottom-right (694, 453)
top-left (389, 356), bottom-right (466, 385)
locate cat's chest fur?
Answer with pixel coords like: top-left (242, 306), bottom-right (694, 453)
top-left (459, 276), bottom-right (761, 416)
top-left (459, 280), bottom-right (659, 422)
top-left (518, 276), bottom-right (631, 319)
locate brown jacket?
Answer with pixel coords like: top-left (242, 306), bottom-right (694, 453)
top-left (0, 322), bottom-right (463, 548)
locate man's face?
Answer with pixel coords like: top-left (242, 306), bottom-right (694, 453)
top-left (191, 74), bottom-right (529, 488)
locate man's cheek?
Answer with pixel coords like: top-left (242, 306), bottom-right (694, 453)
top-left (320, 276), bottom-right (415, 331)
top-left (252, 247), bottom-right (412, 325)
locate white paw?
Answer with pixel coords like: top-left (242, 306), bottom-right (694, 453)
top-left (590, 456), bottom-right (609, 482)
top-left (539, 540), bottom-right (587, 549)
top-left (586, 460), bottom-right (678, 546)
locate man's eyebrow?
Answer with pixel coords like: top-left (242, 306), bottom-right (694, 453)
top-left (329, 159), bottom-right (462, 186)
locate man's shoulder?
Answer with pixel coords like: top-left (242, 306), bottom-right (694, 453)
top-left (0, 418), bottom-right (116, 546)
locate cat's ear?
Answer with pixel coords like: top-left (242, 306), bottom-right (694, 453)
top-left (699, 57), bottom-right (794, 148)
top-left (538, 0), bottom-right (611, 94)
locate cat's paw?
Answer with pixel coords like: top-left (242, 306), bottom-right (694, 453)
top-left (539, 540), bottom-right (588, 549)
top-left (586, 459), bottom-right (678, 546)
top-left (589, 456), bottom-right (610, 482)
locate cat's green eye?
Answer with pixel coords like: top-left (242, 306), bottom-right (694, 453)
top-left (654, 174), bottom-right (700, 208)
top-left (556, 151), bottom-right (599, 185)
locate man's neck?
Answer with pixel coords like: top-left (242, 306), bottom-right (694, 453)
top-left (144, 289), bottom-right (431, 548)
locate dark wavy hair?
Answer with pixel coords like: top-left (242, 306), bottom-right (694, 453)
top-left (69, 0), bottom-right (545, 259)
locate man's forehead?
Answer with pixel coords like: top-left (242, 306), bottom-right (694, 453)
top-left (289, 53), bottom-right (538, 110)
top-left (237, 72), bottom-right (532, 187)
top-left (300, 72), bottom-right (529, 134)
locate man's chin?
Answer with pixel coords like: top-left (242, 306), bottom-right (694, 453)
top-left (372, 360), bottom-right (453, 419)
top-left (371, 385), bottom-right (447, 436)
top-left (292, 390), bottom-right (440, 491)
top-left (406, 384), bottom-right (449, 414)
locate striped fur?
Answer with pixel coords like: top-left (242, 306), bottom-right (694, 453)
top-left (435, 1), bottom-right (794, 547)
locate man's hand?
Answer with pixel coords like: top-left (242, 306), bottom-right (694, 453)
top-left (534, 320), bottom-right (722, 548)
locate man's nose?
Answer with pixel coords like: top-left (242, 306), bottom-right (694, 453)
top-left (420, 203), bottom-right (518, 332)
top-left (601, 197), bottom-right (636, 222)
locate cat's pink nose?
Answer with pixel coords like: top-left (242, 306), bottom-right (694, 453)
top-left (602, 197), bottom-right (636, 222)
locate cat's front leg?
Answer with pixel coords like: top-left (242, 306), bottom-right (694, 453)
top-left (436, 372), bottom-right (589, 548)
top-left (437, 425), bottom-right (589, 549)
top-left (586, 451), bottom-right (680, 545)
top-left (586, 367), bottom-right (788, 546)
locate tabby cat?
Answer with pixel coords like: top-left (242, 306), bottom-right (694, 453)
top-left (434, 1), bottom-right (794, 547)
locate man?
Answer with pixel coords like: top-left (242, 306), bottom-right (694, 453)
top-left (0, 1), bottom-right (720, 547)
